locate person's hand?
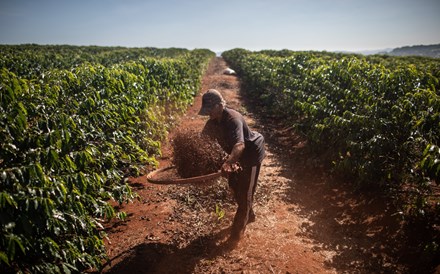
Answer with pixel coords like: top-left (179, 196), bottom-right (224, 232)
top-left (221, 162), bottom-right (233, 177)
top-left (221, 162), bottom-right (242, 177)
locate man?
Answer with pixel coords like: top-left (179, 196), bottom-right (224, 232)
top-left (199, 89), bottom-right (265, 244)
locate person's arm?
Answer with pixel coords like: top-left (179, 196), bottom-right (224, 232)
top-left (222, 142), bottom-right (244, 173)
top-left (226, 142), bottom-right (244, 163)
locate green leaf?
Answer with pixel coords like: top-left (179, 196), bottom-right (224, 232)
top-left (215, 204), bottom-right (225, 220)
top-left (62, 264), bottom-right (72, 274)
top-left (0, 192), bottom-right (18, 209)
top-left (7, 235), bottom-right (25, 259)
top-left (0, 251), bottom-right (9, 266)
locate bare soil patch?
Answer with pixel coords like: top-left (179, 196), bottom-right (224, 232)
top-left (101, 57), bottom-right (434, 273)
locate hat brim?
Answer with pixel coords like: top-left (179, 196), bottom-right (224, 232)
top-left (198, 105), bottom-right (212, 116)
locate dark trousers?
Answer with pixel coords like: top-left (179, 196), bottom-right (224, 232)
top-left (228, 164), bottom-right (261, 237)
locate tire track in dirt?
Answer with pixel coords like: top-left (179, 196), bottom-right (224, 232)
top-left (102, 57), bottom-right (410, 274)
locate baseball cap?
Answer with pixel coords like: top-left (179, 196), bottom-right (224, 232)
top-left (198, 89), bottom-right (224, 115)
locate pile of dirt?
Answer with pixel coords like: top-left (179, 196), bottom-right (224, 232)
top-left (172, 129), bottom-right (226, 178)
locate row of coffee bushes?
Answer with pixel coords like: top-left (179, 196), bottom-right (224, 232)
top-left (223, 48), bottom-right (439, 216)
top-left (0, 46), bottom-right (214, 273)
top-left (0, 44), bottom-right (194, 79)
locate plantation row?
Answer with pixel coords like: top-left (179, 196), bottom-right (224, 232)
top-left (0, 44), bottom-right (194, 79)
top-left (0, 46), bottom-right (215, 273)
top-left (222, 49), bottom-right (440, 217)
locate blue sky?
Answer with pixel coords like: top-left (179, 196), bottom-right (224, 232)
top-left (1, 0), bottom-right (439, 52)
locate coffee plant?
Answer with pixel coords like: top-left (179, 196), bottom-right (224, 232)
top-left (223, 48), bottom-right (439, 219)
top-left (0, 45), bottom-right (214, 273)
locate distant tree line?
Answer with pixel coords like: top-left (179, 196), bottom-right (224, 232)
top-left (388, 43), bottom-right (440, 58)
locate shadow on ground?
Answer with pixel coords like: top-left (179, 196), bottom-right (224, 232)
top-left (104, 228), bottom-right (236, 274)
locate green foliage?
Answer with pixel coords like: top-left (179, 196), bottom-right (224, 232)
top-left (0, 45), bottom-right (214, 273)
top-left (0, 44), bottom-right (195, 79)
top-left (215, 203), bottom-right (225, 220)
top-left (223, 48), bottom-right (440, 214)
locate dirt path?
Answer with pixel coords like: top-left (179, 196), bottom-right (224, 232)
top-left (101, 57), bottom-right (415, 273)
